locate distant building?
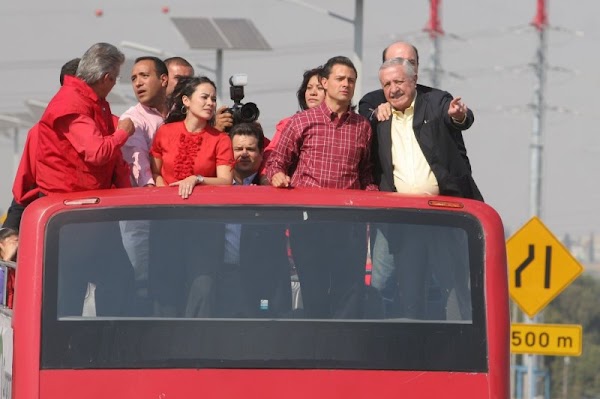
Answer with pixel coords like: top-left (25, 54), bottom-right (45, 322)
top-left (561, 232), bottom-right (599, 279)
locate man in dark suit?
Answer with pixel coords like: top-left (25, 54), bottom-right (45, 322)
top-left (359, 42), bottom-right (480, 320)
top-left (359, 42), bottom-right (481, 199)
top-left (216, 123), bottom-right (292, 317)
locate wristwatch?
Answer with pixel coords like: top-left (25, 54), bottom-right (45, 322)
top-left (195, 175), bottom-right (205, 185)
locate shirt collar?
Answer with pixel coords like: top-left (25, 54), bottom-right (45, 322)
top-left (233, 172), bottom-right (257, 186)
top-left (138, 102), bottom-right (165, 117)
top-left (318, 100), bottom-right (352, 123)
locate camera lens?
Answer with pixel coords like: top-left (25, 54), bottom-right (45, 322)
top-left (240, 102), bottom-right (260, 122)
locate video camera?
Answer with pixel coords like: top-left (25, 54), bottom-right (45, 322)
top-left (226, 74), bottom-right (260, 125)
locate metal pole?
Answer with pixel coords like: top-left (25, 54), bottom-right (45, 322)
top-left (120, 41), bottom-right (216, 73)
top-left (215, 49), bottom-right (224, 105)
top-left (526, 315), bottom-right (538, 399)
top-left (527, 12), bottom-right (547, 399)
top-left (530, 26), bottom-right (546, 219)
top-left (277, 1), bottom-right (361, 99)
top-left (431, 34), bottom-right (441, 88)
top-left (13, 127), bottom-right (20, 178)
top-left (353, 0), bottom-right (363, 102)
top-left (562, 357), bottom-right (570, 399)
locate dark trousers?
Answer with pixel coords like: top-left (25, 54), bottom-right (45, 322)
top-left (57, 222), bottom-right (135, 317)
top-left (149, 220), bottom-right (223, 317)
top-left (290, 223), bottom-right (367, 319)
top-left (372, 224), bottom-right (472, 320)
top-left (215, 259), bottom-right (292, 318)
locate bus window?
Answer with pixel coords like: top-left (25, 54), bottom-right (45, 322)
top-left (370, 223), bottom-right (472, 321)
top-left (41, 206), bottom-right (485, 372)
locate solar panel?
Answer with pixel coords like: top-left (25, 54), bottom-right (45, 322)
top-left (0, 113), bottom-right (31, 129)
top-left (171, 17), bottom-right (271, 50)
top-left (213, 18), bottom-right (271, 50)
top-left (171, 17), bottom-right (230, 49)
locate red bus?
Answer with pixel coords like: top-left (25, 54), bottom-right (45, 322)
top-left (1, 186), bottom-right (509, 398)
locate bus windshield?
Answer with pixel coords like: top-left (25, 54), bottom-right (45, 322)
top-left (41, 205), bottom-right (486, 372)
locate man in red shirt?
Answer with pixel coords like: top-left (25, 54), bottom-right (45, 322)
top-left (36, 42), bottom-right (134, 195)
top-left (266, 56), bottom-right (375, 318)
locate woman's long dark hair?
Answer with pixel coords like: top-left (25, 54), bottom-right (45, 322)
top-left (165, 76), bottom-right (217, 123)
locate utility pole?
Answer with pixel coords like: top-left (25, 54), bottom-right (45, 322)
top-left (354, 0), bottom-right (364, 101)
top-left (13, 127), bottom-right (19, 177)
top-left (0, 114), bottom-right (26, 179)
top-left (589, 232), bottom-right (595, 263)
top-left (530, 0), bottom-right (548, 220)
top-left (276, 0), bottom-right (364, 100)
top-left (526, 1), bottom-right (548, 398)
top-left (562, 357), bottom-right (570, 399)
top-left (423, 0), bottom-right (444, 88)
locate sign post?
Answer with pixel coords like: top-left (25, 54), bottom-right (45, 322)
top-left (506, 216), bottom-right (584, 397)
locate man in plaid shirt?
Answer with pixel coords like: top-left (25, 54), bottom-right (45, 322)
top-left (266, 56), bottom-right (375, 319)
top-left (266, 56), bottom-right (377, 191)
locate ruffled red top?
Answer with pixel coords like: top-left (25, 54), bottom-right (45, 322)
top-left (150, 121), bottom-right (234, 184)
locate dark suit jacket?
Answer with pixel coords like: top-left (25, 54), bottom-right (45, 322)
top-left (224, 173), bottom-right (292, 317)
top-left (2, 198), bottom-right (25, 231)
top-left (238, 222), bottom-right (292, 317)
top-left (359, 86), bottom-right (483, 201)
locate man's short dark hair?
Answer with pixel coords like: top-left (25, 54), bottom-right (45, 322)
top-left (228, 122), bottom-right (265, 152)
top-left (135, 56), bottom-right (168, 77)
top-left (0, 227), bottom-right (17, 242)
top-left (320, 56), bottom-right (357, 80)
top-left (382, 43), bottom-right (420, 65)
top-left (60, 58), bottom-right (80, 86)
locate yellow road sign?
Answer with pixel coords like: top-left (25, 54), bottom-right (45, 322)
top-left (511, 323), bottom-right (582, 356)
top-left (507, 217), bottom-right (584, 318)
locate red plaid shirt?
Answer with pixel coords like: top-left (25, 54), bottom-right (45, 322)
top-left (266, 101), bottom-right (377, 191)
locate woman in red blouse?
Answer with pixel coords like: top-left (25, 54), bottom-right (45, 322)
top-left (148, 77), bottom-right (233, 317)
top-left (151, 76), bottom-right (233, 199)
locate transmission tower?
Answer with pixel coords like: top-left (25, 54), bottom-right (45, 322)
top-left (526, 4), bottom-right (548, 399)
top-left (530, 0), bottom-right (548, 220)
top-left (423, 0), bottom-right (444, 87)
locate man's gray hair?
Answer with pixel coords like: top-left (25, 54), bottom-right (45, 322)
top-left (379, 57), bottom-right (416, 78)
top-left (76, 43), bottom-right (125, 85)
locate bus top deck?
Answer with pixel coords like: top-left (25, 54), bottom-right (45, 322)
top-left (2, 185), bottom-right (509, 399)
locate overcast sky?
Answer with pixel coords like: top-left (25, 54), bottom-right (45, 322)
top-left (1, 0), bottom-right (598, 237)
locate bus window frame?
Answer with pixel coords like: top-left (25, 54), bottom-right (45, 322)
top-left (40, 205), bottom-right (487, 372)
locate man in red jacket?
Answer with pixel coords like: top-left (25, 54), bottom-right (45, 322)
top-left (2, 58), bottom-right (81, 231)
top-left (33, 43), bottom-right (136, 317)
top-left (36, 42), bottom-right (134, 195)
